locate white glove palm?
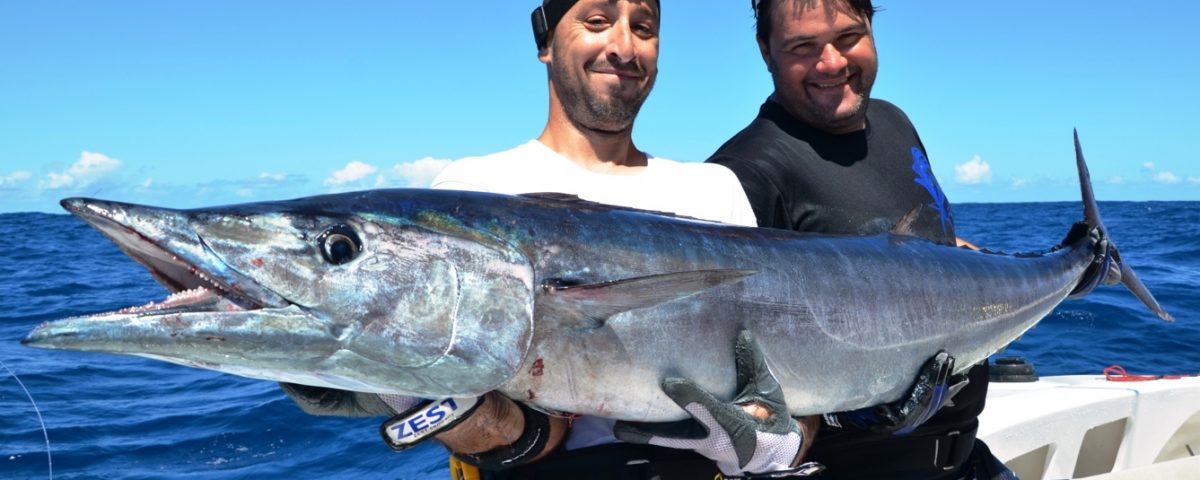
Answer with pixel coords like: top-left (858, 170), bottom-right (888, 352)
top-left (614, 330), bottom-right (822, 478)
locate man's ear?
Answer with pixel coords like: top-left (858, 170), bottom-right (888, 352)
top-left (538, 44), bottom-right (552, 64)
top-left (756, 36), bottom-right (774, 73)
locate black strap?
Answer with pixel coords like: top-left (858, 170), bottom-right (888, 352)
top-left (808, 425), bottom-right (978, 479)
top-left (458, 402), bottom-right (553, 471)
top-left (727, 462), bottom-right (826, 479)
top-left (480, 442), bottom-right (720, 480)
top-left (530, 0), bottom-right (580, 49)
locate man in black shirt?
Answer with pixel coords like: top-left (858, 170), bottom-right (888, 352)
top-left (708, 1), bottom-right (1015, 478)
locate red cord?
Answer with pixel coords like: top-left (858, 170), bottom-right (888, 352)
top-left (1103, 365), bottom-right (1160, 382)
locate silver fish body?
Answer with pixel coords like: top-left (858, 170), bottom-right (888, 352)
top-left (24, 133), bottom-right (1170, 421)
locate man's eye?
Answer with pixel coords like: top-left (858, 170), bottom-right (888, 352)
top-left (585, 17), bottom-right (609, 29)
top-left (838, 33), bottom-right (863, 48)
top-left (790, 43), bottom-right (817, 56)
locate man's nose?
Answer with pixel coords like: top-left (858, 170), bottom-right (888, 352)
top-left (814, 43), bottom-right (849, 74)
top-left (605, 21), bottom-right (637, 64)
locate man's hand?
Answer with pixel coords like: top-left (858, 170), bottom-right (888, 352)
top-left (824, 351), bottom-right (968, 435)
top-left (279, 383), bottom-right (424, 417)
top-left (281, 385), bottom-right (567, 468)
top-left (280, 384), bottom-right (483, 451)
top-left (614, 330), bottom-right (822, 477)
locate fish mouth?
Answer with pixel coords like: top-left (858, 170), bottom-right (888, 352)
top-left (23, 198), bottom-right (297, 348)
top-left (66, 197), bottom-right (287, 311)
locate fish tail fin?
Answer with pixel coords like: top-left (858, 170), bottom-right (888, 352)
top-left (1068, 130), bottom-right (1173, 321)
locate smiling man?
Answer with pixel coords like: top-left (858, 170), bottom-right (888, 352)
top-left (707, 1), bottom-right (1014, 479)
top-left (432, 0), bottom-right (816, 478)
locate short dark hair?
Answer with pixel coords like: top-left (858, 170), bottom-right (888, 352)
top-left (752, 0), bottom-right (877, 43)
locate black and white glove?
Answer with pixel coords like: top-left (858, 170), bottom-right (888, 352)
top-left (823, 351), bottom-right (968, 435)
top-left (279, 383), bottom-right (481, 451)
top-left (613, 330), bottom-right (822, 478)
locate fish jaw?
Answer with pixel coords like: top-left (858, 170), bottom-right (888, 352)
top-left (20, 291), bottom-right (385, 390)
top-left (25, 196), bottom-right (537, 397)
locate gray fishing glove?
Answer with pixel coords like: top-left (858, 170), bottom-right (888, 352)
top-left (613, 330), bottom-right (822, 478)
top-left (823, 351), bottom-right (968, 435)
top-left (280, 383), bottom-right (421, 417)
top-left (279, 383), bottom-right (481, 451)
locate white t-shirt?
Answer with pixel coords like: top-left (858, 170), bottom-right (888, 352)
top-left (430, 140), bottom-right (757, 450)
top-left (431, 140), bottom-right (756, 227)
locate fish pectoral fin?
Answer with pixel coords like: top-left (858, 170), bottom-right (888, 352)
top-left (542, 269), bottom-right (758, 328)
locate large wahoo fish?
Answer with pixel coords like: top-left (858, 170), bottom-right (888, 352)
top-left (24, 133), bottom-right (1170, 421)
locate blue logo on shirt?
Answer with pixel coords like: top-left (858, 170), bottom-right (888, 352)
top-left (911, 147), bottom-right (949, 235)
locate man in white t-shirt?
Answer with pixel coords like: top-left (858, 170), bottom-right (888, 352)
top-left (284, 1), bottom-right (816, 478)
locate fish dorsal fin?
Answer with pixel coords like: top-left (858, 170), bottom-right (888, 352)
top-left (520, 192), bottom-right (585, 203)
top-left (518, 192), bottom-right (696, 220)
top-left (890, 207), bottom-right (922, 237)
top-left (542, 269), bottom-right (758, 329)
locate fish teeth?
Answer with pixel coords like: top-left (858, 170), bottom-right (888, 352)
top-left (197, 270), bottom-right (229, 293)
top-left (113, 287), bottom-right (215, 315)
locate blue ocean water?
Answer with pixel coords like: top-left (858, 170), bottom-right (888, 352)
top-left (2, 201), bottom-right (1197, 479)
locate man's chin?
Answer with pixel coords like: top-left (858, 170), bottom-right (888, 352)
top-left (814, 97), bottom-right (869, 131)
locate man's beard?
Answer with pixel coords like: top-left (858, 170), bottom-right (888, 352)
top-left (770, 59), bottom-right (873, 133)
top-left (551, 59), bottom-right (653, 134)
top-left (796, 89), bottom-right (869, 132)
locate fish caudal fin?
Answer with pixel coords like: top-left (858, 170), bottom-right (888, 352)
top-left (1071, 130), bottom-right (1173, 321)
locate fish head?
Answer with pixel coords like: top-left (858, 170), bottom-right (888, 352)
top-left (24, 192), bottom-right (536, 397)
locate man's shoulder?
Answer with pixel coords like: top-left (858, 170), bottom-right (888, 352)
top-left (450, 141), bottom-right (545, 168)
top-left (707, 119), bottom-right (788, 165)
top-left (868, 97), bottom-right (901, 112)
top-left (651, 158), bottom-right (746, 188)
top-left (651, 157), bottom-right (732, 175)
top-left (432, 141), bottom-right (549, 190)
top-left (867, 98), bottom-right (914, 126)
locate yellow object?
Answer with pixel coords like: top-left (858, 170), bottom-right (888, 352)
top-left (449, 455), bottom-right (482, 480)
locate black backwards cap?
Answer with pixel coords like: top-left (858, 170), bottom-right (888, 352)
top-left (531, 0), bottom-right (660, 49)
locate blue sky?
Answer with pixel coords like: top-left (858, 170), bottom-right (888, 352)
top-left (2, 1), bottom-right (1198, 213)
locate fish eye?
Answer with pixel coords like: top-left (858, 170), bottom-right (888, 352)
top-left (317, 225), bottom-right (362, 265)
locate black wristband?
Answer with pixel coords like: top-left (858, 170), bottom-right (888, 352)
top-left (457, 401), bottom-right (553, 471)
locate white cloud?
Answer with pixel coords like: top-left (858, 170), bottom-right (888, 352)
top-left (1153, 171), bottom-right (1180, 184)
top-left (40, 151), bottom-right (122, 190)
top-left (0, 170), bottom-right (32, 187)
top-left (1188, 177), bottom-right (1200, 185)
top-left (954, 155), bottom-right (992, 184)
top-left (324, 161), bottom-right (379, 187)
top-left (259, 172), bottom-right (287, 182)
top-left (1011, 178), bottom-right (1029, 188)
top-left (392, 157), bottom-right (452, 188)
top-left (1142, 162), bottom-right (1181, 184)
top-left (1106, 176), bottom-right (1125, 185)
